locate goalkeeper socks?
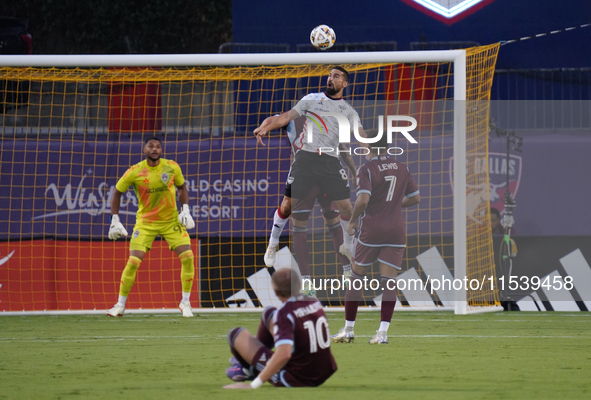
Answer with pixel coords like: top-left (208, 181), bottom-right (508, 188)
top-left (182, 292), bottom-right (191, 302)
top-left (179, 250), bottom-right (195, 293)
top-left (380, 276), bottom-right (397, 325)
top-left (339, 216), bottom-right (354, 251)
top-left (269, 208), bottom-right (289, 246)
top-left (326, 221), bottom-right (350, 266)
top-left (117, 295), bottom-right (127, 307)
top-left (119, 256), bottom-right (142, 297)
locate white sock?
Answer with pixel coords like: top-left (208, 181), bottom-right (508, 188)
top-left (182, 292), bottom-right (191, 302)
top-left (379, 321), bottom-right (390, 333)
top-left (340, 219), bottom-right (354, 249)
top-left (117, 295), bottom-right (127, 307)
top-left (345, 320), bottom-right (355, 329)
top-left (269, 209), bottom-right (289, 246)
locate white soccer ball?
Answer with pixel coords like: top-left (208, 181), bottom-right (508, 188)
top-left (310, 25), bottom-right (336, 50)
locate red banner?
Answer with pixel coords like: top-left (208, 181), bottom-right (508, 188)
top-left (0, 239), bottom-right (199, 312)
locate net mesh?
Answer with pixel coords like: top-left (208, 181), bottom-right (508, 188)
top-left (0, 44), bottom-right (500, 311)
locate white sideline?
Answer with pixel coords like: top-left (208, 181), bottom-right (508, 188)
top-left (0, 305), bottom-right (503, 316)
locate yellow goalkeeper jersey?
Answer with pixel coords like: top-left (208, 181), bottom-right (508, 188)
top-left (116, 158), bottom-right (185, 225)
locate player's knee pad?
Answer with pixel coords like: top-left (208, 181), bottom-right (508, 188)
top-left (227, 327), bottom-right (245, 347)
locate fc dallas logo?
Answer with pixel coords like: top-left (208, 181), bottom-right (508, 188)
top-left (400, 0), bottom-right (496, 25)
top-left (449, 152), bottom-right (523, 224)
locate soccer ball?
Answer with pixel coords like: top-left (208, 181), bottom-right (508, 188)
top-left (310, 25), bottom-right (336, 50)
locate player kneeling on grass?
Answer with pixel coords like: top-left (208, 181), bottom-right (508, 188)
top-left (224, 268), bottom-right (337, 389)
top-left (331, 133), bottom-right (420, 344)
top-left (106, 136), bottom-right (196, 318)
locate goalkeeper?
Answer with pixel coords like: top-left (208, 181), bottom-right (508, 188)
top-left (107, 136), bottom-right (196, 318)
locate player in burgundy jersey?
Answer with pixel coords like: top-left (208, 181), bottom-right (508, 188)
top-left (224, 268), bottom-right (338, 389)
top-left (332, 134), bottom-right (420, 344)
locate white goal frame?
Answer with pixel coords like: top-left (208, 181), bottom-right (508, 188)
top-left (0, 51), bottom-right (501, 315)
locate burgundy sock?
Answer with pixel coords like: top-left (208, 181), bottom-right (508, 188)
top-left (292, 227), bottom-right (310, 276)
top-left (344, 271), bottom-right (364, 321)
top-left (327, 222), bottom-right (350, 266)
top-left (380, 276), bottom-right (397, 323)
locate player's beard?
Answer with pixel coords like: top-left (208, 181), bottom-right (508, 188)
top-left (326, 86), bottom-right (338, 96)
top-left (147, 154), bottom-right (160, 163)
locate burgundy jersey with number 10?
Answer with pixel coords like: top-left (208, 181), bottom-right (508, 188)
top-left (273, 294), bottom-right (337, 386)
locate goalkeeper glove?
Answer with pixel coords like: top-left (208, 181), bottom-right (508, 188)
top-left (108, 214), bottom-right (128, 240)
top-left (178, 204), bottom-right (195, 230)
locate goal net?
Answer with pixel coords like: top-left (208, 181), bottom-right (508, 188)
top-left (0, 44), bottom-right (501, 314)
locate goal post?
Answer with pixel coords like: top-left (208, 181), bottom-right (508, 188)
top-left (0, 44), bottom-right (501, 315)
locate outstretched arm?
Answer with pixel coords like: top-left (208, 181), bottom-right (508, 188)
top-left (253, 109), bottom-right (299, 146)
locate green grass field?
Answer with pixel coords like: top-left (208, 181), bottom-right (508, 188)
top-left (1, 311), bottom-right (590, 400)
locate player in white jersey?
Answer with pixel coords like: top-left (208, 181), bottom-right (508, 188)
top-left (262, 117), bottom-right (356, 295)
top-left (254, 67), bottom-right (367, 275)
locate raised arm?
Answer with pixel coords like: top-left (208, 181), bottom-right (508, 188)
top-left (253, 109), bottom-right (299, 146)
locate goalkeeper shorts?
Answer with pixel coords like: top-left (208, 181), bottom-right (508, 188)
top-left (129, 221), bottom-right (190, 252)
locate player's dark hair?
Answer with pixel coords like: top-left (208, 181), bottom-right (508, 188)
top-left (331, 65), bottom-right (349, 82)
top-left (144, 136), bottom-right (162, 145)
top-left (491, 207), bottom-right (501, 218)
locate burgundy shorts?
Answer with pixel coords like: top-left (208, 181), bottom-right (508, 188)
top-left (353, 242), bottom-right (404, 270)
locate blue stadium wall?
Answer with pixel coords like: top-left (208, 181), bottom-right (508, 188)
top-left (232, 0), bottom-right (591, 68)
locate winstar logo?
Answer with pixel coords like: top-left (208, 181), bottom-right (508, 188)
top-left (400, 0), bottom-right (496, 25)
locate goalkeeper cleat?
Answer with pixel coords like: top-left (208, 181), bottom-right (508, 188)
top-left (301, 287), bottom-right (317, 297)
top-left (179, 301), bottom-right (194, 317)
top-left (368, 330), bottom-right (389, 344)
top-left (331, 326), bottom-right (355, 343)
top-left (107, 304), bottom-right (125, 317)
top-left (264, 243), bottom-right (279, 267)
top-left (225, 363), bottom-right (254, 382)
top-left (339, 244), bottom-right (352, 264)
